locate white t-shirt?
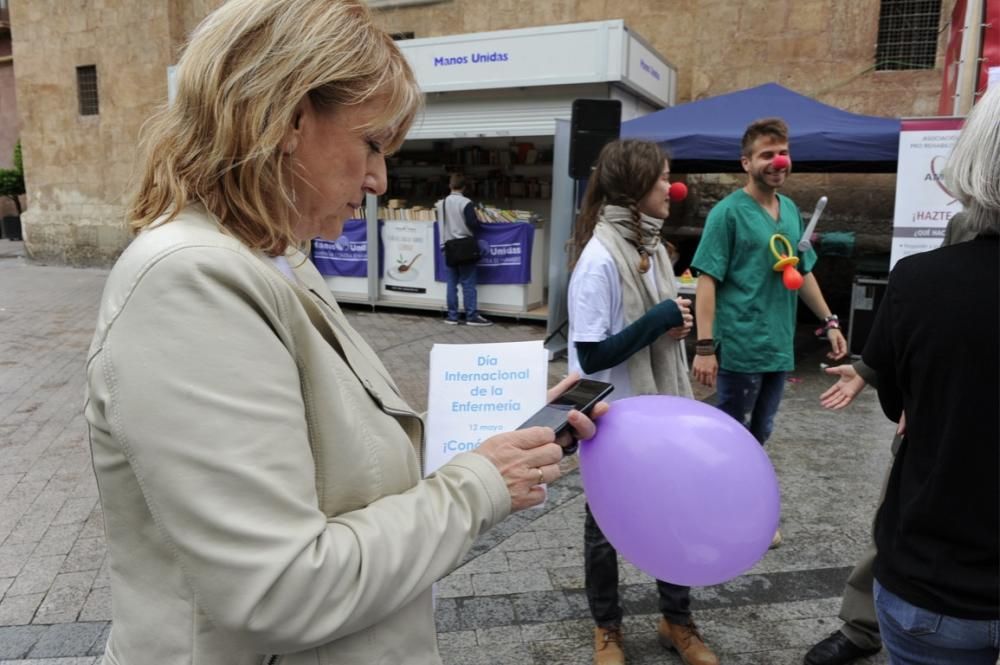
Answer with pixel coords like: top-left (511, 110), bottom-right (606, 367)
top-left (270, 254), bottom-right (297, 283)
top-left (567, 237), bottom-right (663, 400)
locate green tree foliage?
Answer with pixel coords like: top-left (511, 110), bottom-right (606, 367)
top-left (0, 141), bottom-right (25, 215)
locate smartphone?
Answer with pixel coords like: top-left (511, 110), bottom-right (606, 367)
top-left (517, 378), bottom-right (614, 436)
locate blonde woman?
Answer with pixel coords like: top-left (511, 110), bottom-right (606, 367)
top-left (84, 2), bottom-right (602, 664)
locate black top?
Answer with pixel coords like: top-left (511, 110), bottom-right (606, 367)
top-left (575, 299), bottom-right (683, 374)
top-left (863, 234), bottom-right (999, 620)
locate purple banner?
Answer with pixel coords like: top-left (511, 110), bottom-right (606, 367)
top-left (312, 219), bottom-right (369, 277)
top-left (433, 222), bottom-right (533, 285)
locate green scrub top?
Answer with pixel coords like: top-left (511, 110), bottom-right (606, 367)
top-left (691, 189), bottom-right (817, 373)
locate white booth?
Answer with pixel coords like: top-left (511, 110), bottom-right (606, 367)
top-left (316, 20), bottom-right (676, 319)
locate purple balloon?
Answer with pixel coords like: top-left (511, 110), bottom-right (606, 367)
top-left (579, 395), bottom-right (780, 587)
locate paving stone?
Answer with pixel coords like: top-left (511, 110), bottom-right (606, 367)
top-left (0, 658), bottom-right (101, 665)
top-left (32, 572), bottom-right (96, 624)
top-left (0, 593), bottom-right (43, 626)
top-left (493, 531), bottom-right (539, 551)
top-left (50, 498), bottom-right (98, 528)
top-left (435, 629), bottom-right (477, 650)
top-left (89, 560), bottom-right (109, 590)
top-left (0, 625), bottom-right (47, 658)
top-left (33, 523), bottom-right (85, 557)
top-left (0, 475), bottom-right (23, 503)
top-left (474, 624), bottom-right (522, 647)
top-left (0, 544), bottom-right (36, 580)
top-left (506, 546), bottom-right (579, 570)
top-left (511, 590), bottom-right (577, 625)
top-left (76, 508), bottom-right (104, 541)
top-left (471, 569), bottom-right (552, 596)
top-left (5, 556), bottom-right (65, 597)
top-left (86, 622), bottom-right (110, 656)
top-left (60, 539), bottom-right (104, 574)
top-left (449, 596), bottom-right (516, 632)
top-left (434, 573), bottom-right (473, 599)
top-left (77, 588), bottom-right (110, 623)
top-left (26, 622), bottom-right (107, 658)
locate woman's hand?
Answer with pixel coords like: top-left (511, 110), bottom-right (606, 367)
top-left (819, 364), bottom-right (866, 410)
top-left (692, 353), bottom-right (718, 388)
top-left (668, 301), bottom-right (693, 338)
top-left (473, 428), bottom-right (564, 512)
top-left (473, 373), bottom-right (609, 512)
top-left (827, 328), bottom-right (848, 360)
top-left (666, 297), bottom-right (693, 340)
top-left (545, 372), bottom-right (609, 450)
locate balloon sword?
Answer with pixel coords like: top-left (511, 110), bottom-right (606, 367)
top-left (798, 196), bottom-right (828, 252)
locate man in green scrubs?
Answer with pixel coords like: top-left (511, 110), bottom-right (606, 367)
top-left (690, 117), bottom-right (847, 545)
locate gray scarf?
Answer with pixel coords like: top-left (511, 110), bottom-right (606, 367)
top-left (592, 205), bottom-right (692, 398)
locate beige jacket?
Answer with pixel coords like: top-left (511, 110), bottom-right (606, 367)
top-left (84, 208), bottom-right (511, 665)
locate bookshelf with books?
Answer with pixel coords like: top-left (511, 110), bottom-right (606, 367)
top-left (316, 137), bottom-right (553, 317)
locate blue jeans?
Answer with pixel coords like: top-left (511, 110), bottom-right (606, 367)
top-left (445, 263), bottom-right (478, 320)
top-left (874, 579), bottom-right (1000, 665)
top-left (715, 369), bottom-right (787, 445)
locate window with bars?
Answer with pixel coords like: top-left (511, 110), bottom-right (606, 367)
top-left (875, 0), bottom-right (943, 70)
top-left (76, 65), bottom-right (99, 116)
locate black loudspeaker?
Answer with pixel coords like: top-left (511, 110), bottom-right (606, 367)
top-left (569, 99), bottom-right (622, 179)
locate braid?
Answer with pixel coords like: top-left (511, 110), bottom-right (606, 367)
top-left (626, 201), bottom-right (642, 247)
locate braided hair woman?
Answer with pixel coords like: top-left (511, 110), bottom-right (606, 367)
top-left (567, 139), bottom-right (718, 665)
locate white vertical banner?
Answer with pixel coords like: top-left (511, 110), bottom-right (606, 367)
top-left (890, 118), bottom-right (964, 269)
top-left (381, 220), bottom-right (436, 294)
top-left (424, 341), bottom-right (547, 475)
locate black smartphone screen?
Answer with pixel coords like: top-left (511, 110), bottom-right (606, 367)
top-left (517, 379), bottom-right (613, 434)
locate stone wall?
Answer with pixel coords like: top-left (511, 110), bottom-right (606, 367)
top-left (11, 0), bottom-right (174, 264)
top-left (10, 0), bottom-right (958, 265)
top-left (0, 28), bottom-right (18, 218)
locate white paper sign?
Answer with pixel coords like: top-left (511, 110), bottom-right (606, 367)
top-left (890, 119), bottom-right (964, 269)
top-left (424, 341), bottom-right (547, 475)
top-left (381, 220), bottom-right (436, 295)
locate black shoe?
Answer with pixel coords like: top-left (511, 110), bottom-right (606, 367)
top-left (804, 631), bottom-right (881, 665)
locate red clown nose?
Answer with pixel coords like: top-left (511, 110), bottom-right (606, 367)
top-left (669, 182), bottom-right (688, 202)
top-left (772, 155), bottom-right (790, 170)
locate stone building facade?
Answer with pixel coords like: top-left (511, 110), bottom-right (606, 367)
top-left (0, 2), bottom-right (19, 218)
top-left (11, 0), bottom-right (957, 266)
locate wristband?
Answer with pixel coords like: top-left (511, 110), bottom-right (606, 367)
top-left (695, 338), bottom-right (716, 356)
top-left (814, 315), bottom-right (841, 338)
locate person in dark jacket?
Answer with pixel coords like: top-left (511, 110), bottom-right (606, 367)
top-left (861, 85), bottom-right (999, 665)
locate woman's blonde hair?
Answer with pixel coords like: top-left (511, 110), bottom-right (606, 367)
top-left (128, 0), bottom-right (422, 255)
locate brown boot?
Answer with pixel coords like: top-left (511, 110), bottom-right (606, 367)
top-left (657, 617), bottom-right (719, 665)
top-left (593, 625), bottom-right (625, 665)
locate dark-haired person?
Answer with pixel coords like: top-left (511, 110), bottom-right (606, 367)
top-left (567, 139), bottom-right (717, 665)
top-left (690, 118), bottom-right (846, 547)
top-left (439, 173), bottom-right (491, 326)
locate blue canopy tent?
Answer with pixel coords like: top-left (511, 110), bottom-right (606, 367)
top-left (621, 83), bottom-right (901, 173)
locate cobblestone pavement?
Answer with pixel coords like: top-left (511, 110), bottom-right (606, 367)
top-left (0, 244), bottom-right (893, 664)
